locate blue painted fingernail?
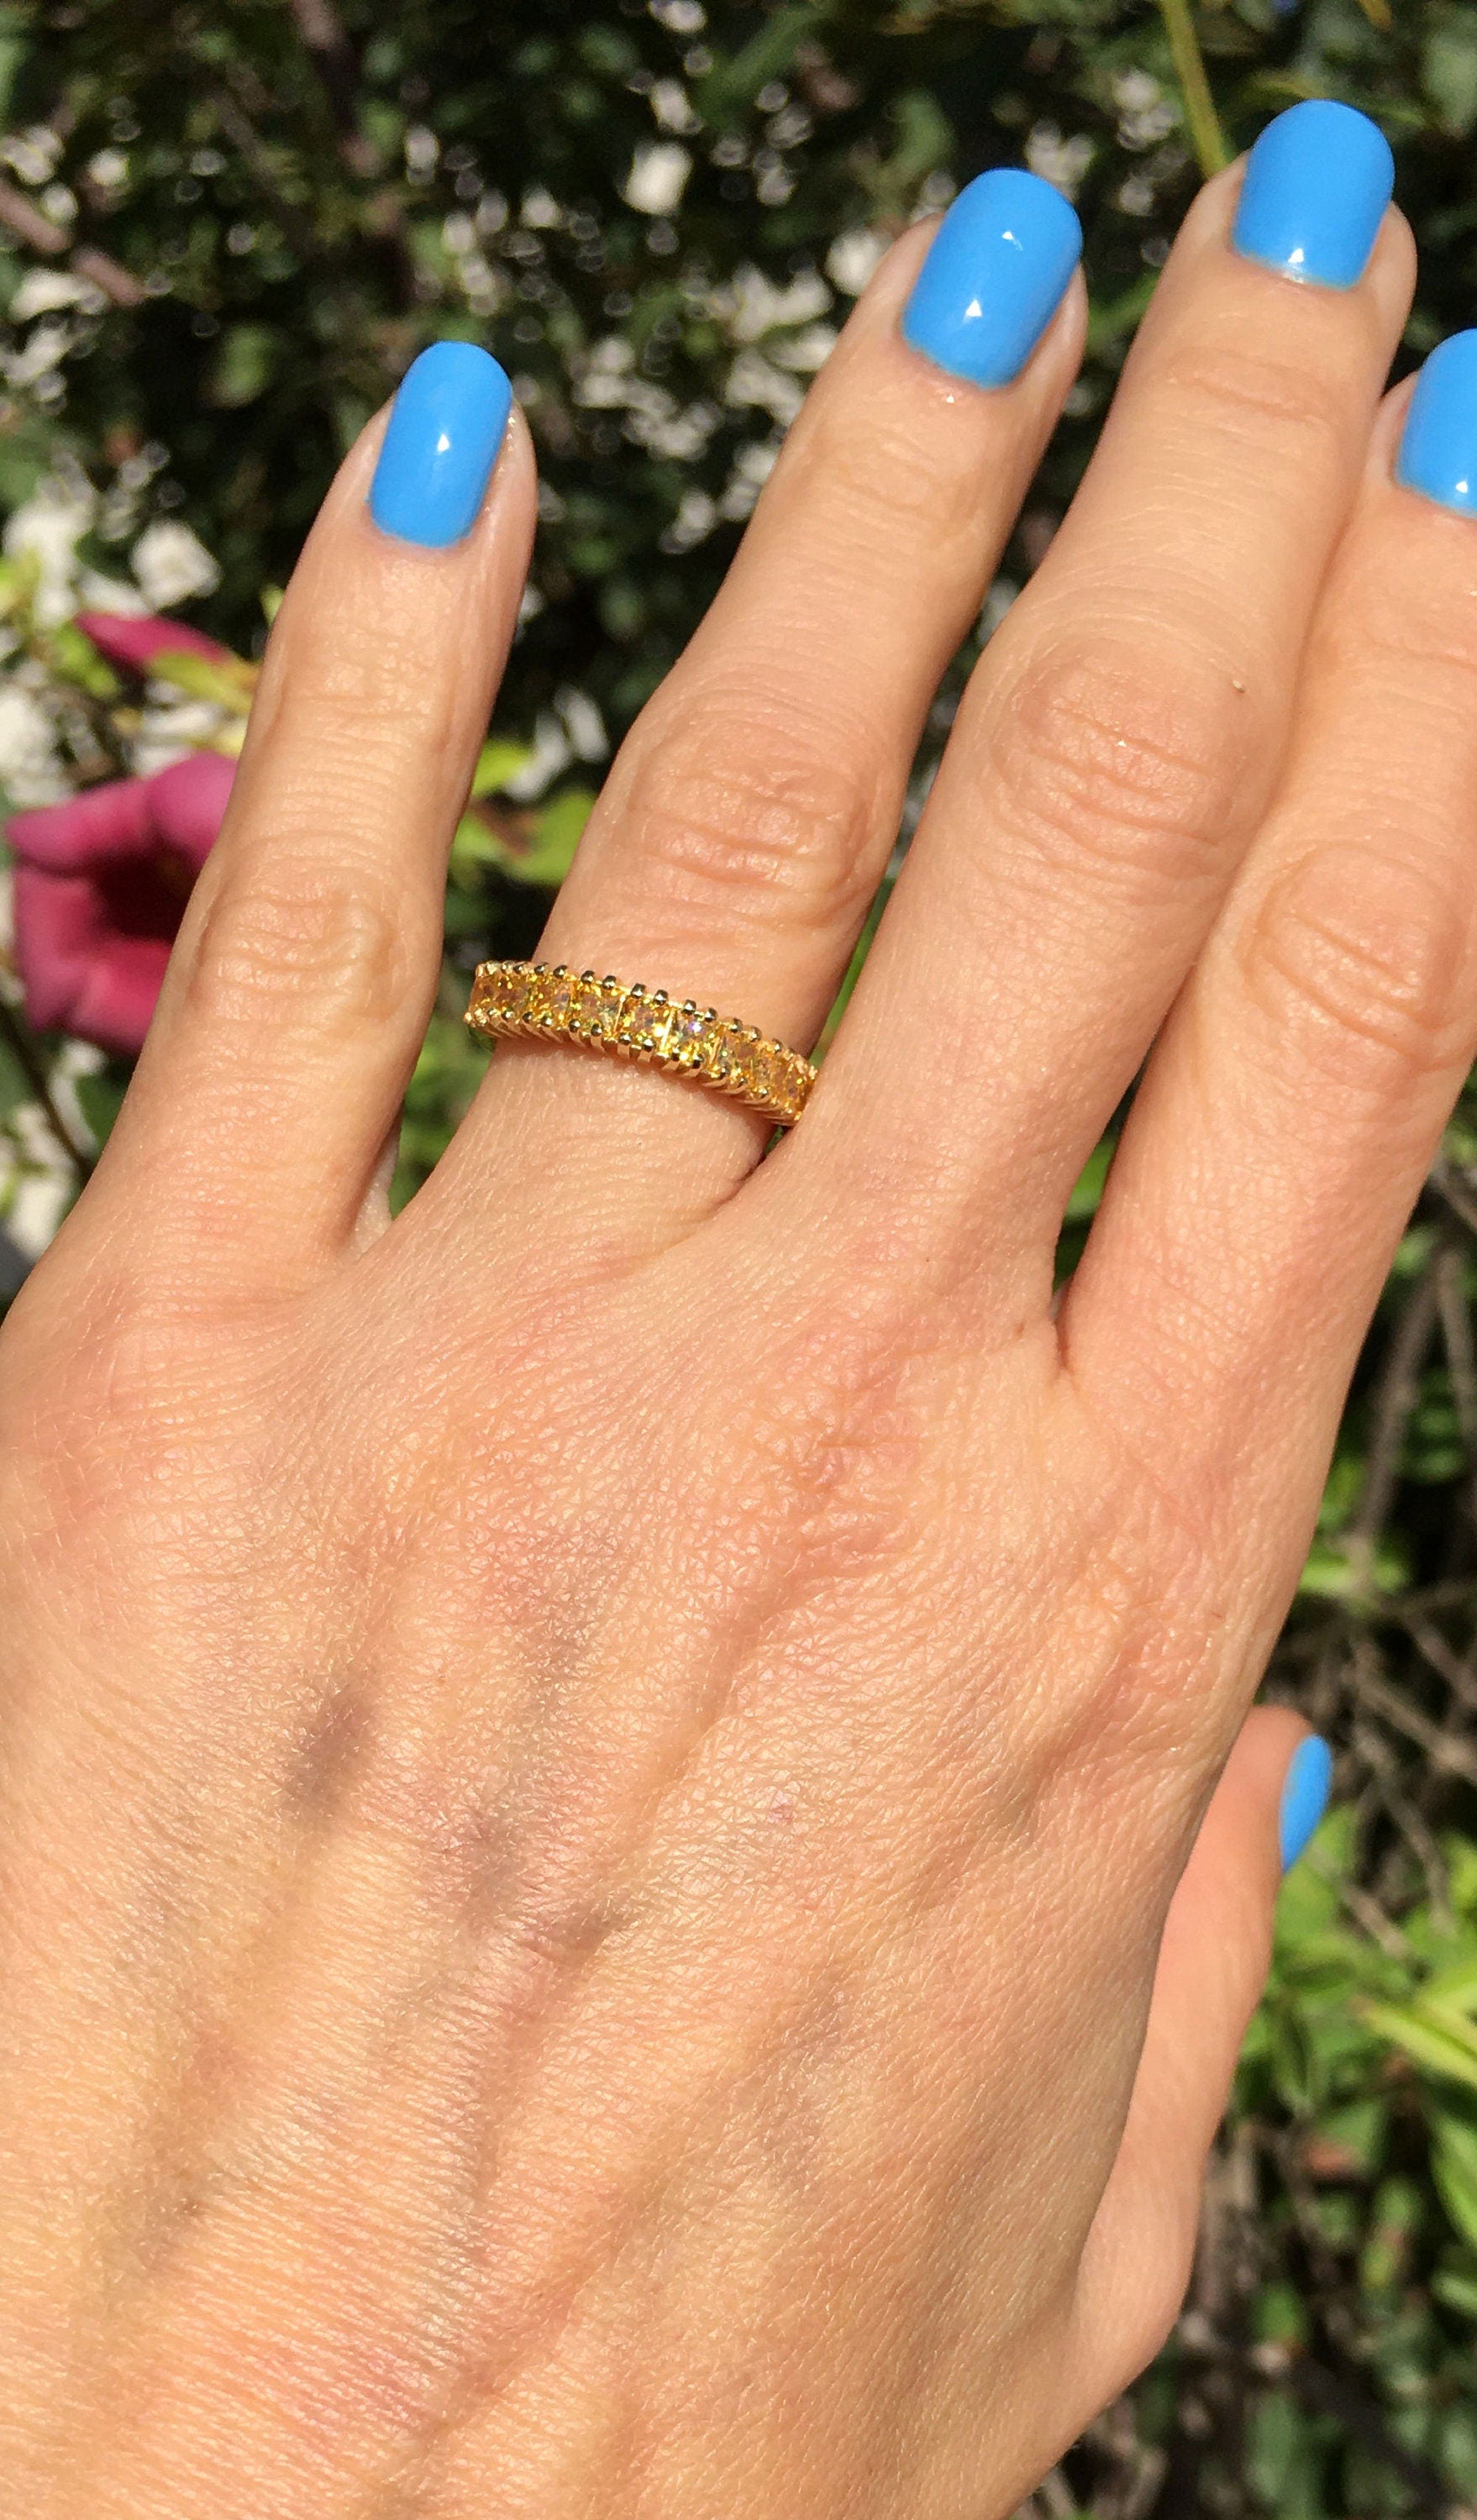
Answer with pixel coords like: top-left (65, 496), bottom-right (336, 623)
top-left (1279, 1735), bottom-right (1333, 1873)
top-left (1232, 100), bottom-right (1393, 290)
top-left (369, 341), bottom-right (512, 548)
top-left (901, 168), bottom-right (1082, 390)
top-left (1396, 331), bottom-right (1477, 516)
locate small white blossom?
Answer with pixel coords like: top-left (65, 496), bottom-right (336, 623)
top-left (3, 473), bottom-right (94, 622)
top-left (1025, 122), bottom-right (1095, 199)
top-left (771, 323), bottom-right (837, 373)
top-left (520, 186), bottom-right (562, 228)
top-left (557, 688), bottom-right (607, 762)
top-left (10, 267), bottom-right (96, 320)
top-left (0, 682), bottom-right (63, 802)
top-left (826, 229), bottom-right (887, 297)
top-left (712, 264), bottom-right (831, 342)
top-left (725, 349), bottom-right (802, 426)
top-left (130, 697), bottom-right (233, 778)
top-left (131, 518), bottom-right (220, 607)
top-left (1, 126), bottom-right (62, 186)
top-left (622, 142), bottom-right (691, 217)
top-left (718, 438), bottom-right (779, 521)
top-left (502, 711), bottom-right (571, 799)
top-left (650, 78), bottom-right (700, 134)
top-left (3, 318), bottom-right (72, 391)
top-left (87, 146), bottom-right (129, 190)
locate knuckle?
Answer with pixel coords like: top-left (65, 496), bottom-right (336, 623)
top-left (799, 387), bottom-right (987, 544)
top-left (1161, 341), bottom-right (1349, 472)
top-left (613, 685), bottom-right (884, 943)
top-left (1241, 841), bottom-right (1470, 1089)
top-left (986, 633), bottom-right (1252, 897)
top-left (183, 855), bottom-right (415, 1034)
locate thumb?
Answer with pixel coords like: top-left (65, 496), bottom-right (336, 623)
top-left (1065, 1708), bottom-right (1332, 2412)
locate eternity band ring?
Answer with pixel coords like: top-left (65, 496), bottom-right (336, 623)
top-left (465, 960), bottom-right (817, 1129)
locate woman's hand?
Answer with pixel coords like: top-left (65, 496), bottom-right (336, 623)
top-left (1, 102), bottom-right (1466, 2517)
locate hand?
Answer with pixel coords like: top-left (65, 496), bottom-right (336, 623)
top-left (1, 104), bottom-right (1466, 2517)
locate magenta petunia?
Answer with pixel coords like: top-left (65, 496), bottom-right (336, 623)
top-left (74, 611), bottom-right (234, 675)
top-left (8, 751), bottom-right (235, 1055)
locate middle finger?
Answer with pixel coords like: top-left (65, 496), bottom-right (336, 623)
top-left (809, 106), bottom-right (1411, 1287)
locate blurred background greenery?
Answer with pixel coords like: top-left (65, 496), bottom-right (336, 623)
top-left (4, 0), bottom-right (1477, 2508)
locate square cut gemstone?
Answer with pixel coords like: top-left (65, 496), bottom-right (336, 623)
top-left (622, 991), bottom-right (675, 1056)
top-left (699, 1017), bottom-right (740, 1084)
top-left (665, 1002), bottom-right (712, 1067)
top-left (570, 970), bottom-right (606, 1037)
top-left (595, 976), bottom-right (628, 1040)
top-left (772, 1055), bottom-right (807, 1122)
top-left (545, 966), bottom-right (575, 1022)
top-left (729, 1031), bottom-right (770, 1103)
top-left (523, 965), bottom-right (557, 1027)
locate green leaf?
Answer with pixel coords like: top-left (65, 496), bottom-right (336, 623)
top-left (470, 738), bottom-right (535, 797)
top-left (1434, 2114), bottom-right (1477, 2251)
top-left (50, 622), bottom-right (120, 700)
top-left (207, 323), bottom-right (282, 408)
top-left (1065, 1137), bottom-right (1114, 1223)
top-left (1426, 16), bottom-right (1477, 135)
top-left (1364, 1998), bottom-right (1477, 2096)
top-left (148, 649), bottom-right (258, 711)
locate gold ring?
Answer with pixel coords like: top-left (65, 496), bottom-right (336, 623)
top-left (465, 961), bottom-right (816, 1129)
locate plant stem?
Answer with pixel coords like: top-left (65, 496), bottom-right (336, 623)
top-left (1157, 0), bottom-right (1231, 178)
top-left (0, 996), bottom-right (96, 1179)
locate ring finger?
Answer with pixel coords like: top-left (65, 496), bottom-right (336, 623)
top-left (430, 176), bottom-right (1085, 1242)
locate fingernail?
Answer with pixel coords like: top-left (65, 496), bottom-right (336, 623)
top-left (1279, 1735), bottom-right (1332, 1873)
top-left (901, 168), bottom-right (1082, 390)
top-left (1396, 331), bottom-right (1477, 516)
top-left (369, 341), bottom-right (512, 549)
top-left (1232, 100), bottom-right (1393, 290)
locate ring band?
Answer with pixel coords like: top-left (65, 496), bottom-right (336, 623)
top-left (465, 961), bottom-right (816, 1128)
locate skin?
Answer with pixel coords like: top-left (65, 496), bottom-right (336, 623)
top-left (0, 159), bottom-right (1469, 2514)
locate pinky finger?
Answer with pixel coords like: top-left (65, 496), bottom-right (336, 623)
top-left (1067, 1708), bottom-right (1317, 2413)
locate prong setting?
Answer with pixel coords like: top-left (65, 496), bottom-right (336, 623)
top-left (466, 961), bottom-right (813, 1127)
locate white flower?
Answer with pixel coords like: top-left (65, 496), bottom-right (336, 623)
top-left (557, 688), bottom-right (607, 762)
top-left (622, 142), bottom-right (691, 218)
top-left (771, 323), bottom-right (838, 374)
top-left (3, 1099), bottom-right (81, 1261)
top-left (1025, 122), bottom-right (1095, 200)
top-left (75, 567), bottom-right (148, 613)
top-left (521, 186), bottom-right (562, 228)
top-left (650, 80), bottom-right (700, 134)
top-left (712, 264), bottom-right (831, 343)
top-left (131, 518), bottom-right (220, 608)
top-left (826, 229), bottom-right (888, 297)
top-left (3, 471), bottom-right (94, 622)
top-left (502, 711), bottom-right (572, 800)
top-left (724, 349), bottom-right (803, 427)
top-left (131, 697), bottom-right (234, 777)
top-left (0, 680), bottom-right (64, 804)
top-left (10, 267), bottom-right (97, 320)
top-left (1, 126), bottom-right (62, 186)
top-left (3, 319), bottom-right (72, 391)
top-left (718, 438), bottom-right (779, 521)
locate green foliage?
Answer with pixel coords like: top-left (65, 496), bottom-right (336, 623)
top-left (4, 3), bottom-right (1477, 2511)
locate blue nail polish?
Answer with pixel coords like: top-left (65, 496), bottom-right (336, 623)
top-left (901, 168), bottom-right (1082, 390)
top-left (369, 341), bottom-right (512, 548)
top-left (1279, 1735), bottom-right (1332, 1873)
top-left (1232, 100), bottom-right (1393, 290)
top-left (1396, 332), bottom-right (1477, 516)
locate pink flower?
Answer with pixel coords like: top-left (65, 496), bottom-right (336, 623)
top-left (75, 612), bottom-right (233, 675)
top-left (7, 752), bottom-right (235, 1055)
